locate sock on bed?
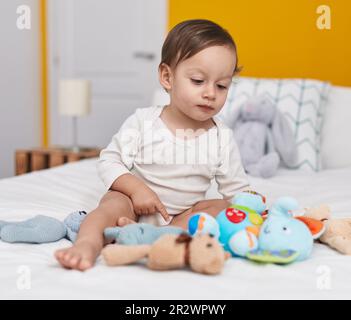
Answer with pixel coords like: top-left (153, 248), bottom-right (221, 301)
top-left (104, 223), bottom-right (184, 245)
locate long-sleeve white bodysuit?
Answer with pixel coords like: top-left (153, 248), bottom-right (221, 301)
top-left (97, 105), bottom-right (250, 225)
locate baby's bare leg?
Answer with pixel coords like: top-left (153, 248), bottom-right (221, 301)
top-left (170, 199), bottom-right (230, 230)
top-left (55, 191), bottom-right (137, 271)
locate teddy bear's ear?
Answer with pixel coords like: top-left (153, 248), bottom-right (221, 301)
top-left (175, 233), bottom-right (192, 244)
top-left (295, 216), bottom-right (326, 239)
top-left (305, 204), bottom-right (331, 221)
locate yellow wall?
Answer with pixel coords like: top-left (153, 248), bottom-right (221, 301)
top-left (39, 0), bottom-right (49, 147)
top-left (169, 0), bottom-right (351, 87)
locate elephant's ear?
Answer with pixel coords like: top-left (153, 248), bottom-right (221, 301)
top-left (295, 216), bottom-right (326, 239)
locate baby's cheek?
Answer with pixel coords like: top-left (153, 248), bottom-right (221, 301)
top-left (179, 89), bottom-right (195, 105)
top-left (218, 92), bottom-right (228, 106)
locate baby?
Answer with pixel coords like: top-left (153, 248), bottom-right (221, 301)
top-left (55, 19), bottom-right (250, 271)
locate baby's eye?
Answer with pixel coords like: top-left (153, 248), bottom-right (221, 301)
top-left (191, 79), bottom-right (227, 90)
top-left (191, 79), bottom-right (204, 85)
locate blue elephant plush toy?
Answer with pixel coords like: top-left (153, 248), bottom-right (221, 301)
top-left (231, 197), bottom-right (318, 263)
top-left (254, 197), bottom-right (314, 261)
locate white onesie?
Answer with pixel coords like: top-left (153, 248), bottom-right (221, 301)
top-left (97, 105), bottom-right (250, 225)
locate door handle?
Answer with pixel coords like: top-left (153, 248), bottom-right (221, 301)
top-left (133, 52), bottom-right (155, 60)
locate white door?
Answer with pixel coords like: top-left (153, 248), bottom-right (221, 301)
top-left (48, 0), bottom-right (166, 148)
top-left (0, 0), bottom-right (40, 178)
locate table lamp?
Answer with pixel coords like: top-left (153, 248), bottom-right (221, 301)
top-left (58, 79), bottom-right (91, 152)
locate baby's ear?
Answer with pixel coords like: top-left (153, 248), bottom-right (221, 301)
top-left (158, 63), bottom-right (172, 91)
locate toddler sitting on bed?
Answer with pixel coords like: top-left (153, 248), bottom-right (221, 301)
top-left (55, 19), bottom-right (251, 271)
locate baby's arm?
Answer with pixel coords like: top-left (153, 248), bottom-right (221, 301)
top-left (110, 172), bottom-right (146, 197)
top-left (97, 112), bottom-right (140, 190)
top-left (111, 173), bottom-right (170, 222)
top-left (97, 110), bottom-right (169, 222)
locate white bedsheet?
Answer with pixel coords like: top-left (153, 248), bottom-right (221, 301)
top-left (1, 159), bottom-right (351, 300)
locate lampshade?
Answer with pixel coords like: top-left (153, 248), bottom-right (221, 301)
top-left (58, 79), bottom-right (91, 116)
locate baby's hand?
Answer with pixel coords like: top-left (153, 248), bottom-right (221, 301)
top-left (130, 186), bottom-right (170, 222)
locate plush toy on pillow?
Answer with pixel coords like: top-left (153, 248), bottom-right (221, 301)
top-left (232, 94), bottom-right (298, 178)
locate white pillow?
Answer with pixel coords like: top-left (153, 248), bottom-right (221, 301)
top-left (321, 85), bottom-right (351, 169)
top-left (218, 77), bottom-right (331, 172)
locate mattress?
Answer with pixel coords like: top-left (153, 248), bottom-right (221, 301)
top-left (1, 158), bottom-right (351, 299)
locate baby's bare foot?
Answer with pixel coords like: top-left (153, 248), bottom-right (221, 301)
top-left (55, 241), bottom-right (100, 271)
top-left (117, 217), bottom-right (136, 227)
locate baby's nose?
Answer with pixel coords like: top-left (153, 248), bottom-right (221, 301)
top-left (203, 85), bottom-right (216, 100)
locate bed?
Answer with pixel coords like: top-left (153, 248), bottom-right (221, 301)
top-left (1, 81), bottom-right (351, 300)
top-left (1, 159), bottom-right (351, 299)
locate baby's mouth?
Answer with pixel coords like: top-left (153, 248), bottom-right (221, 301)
top-left (196, 104), bottom-right (214, 111)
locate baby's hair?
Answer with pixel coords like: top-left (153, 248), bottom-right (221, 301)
top-left (159, 19), bottom-right (242, 75)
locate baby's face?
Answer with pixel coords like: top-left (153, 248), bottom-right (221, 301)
top-left (168, 45), bottom-right (236, 122)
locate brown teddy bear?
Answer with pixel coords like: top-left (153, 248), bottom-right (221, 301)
top-left (305, 204), bottom-right (351, 255)
top-left (102, 233), bottom-right (230, 275)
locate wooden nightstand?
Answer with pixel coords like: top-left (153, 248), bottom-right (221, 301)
top-left (15, 147), bottom-right (101, 175)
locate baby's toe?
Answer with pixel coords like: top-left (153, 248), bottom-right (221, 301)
top-left (62, 251), bottom-right (74, 263)
top-left (78, 258), bottom-right (93, 271)
top-left (54, 249), bottom-right (66, 259)
top-left (60, 251), bottom-right (80, 269)
top-left (69, 255), bottom-right (82, 269)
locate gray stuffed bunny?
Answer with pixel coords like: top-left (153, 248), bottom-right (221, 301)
top-left (232, 94), bottom-right (297, 178)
